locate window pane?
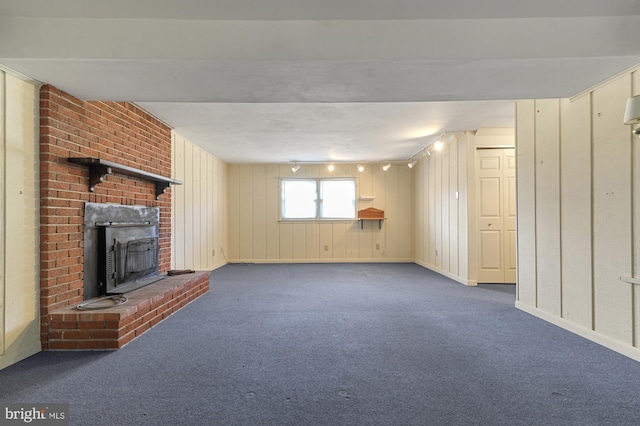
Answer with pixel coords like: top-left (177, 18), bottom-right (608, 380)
top-left (321, 180), bottom-right (356, 218)
top-left (282, 180), bottom-right (317, 218)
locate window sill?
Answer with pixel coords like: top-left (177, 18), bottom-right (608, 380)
top-left (278, 219), bottom-right (357, 223)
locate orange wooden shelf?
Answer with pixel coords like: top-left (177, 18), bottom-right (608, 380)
top-left (357, 207), bottom-right (386, 229)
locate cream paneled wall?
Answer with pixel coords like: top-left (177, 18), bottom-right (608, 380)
top-left (515, 68), bottom-right (640, 361)
top-left (413, 133), bottom-right (469, 284)
top-left (413, 129), bottom-right (515, 286)
top-left (0, 71), bottom-right (40, 370)
top-left (227, 163), bottom-right (413, 263)
top-left (172, 133), bottom-right (228, 271)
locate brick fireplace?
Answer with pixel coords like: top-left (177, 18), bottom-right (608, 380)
top-left (39, 85), bottom-right (208, 349)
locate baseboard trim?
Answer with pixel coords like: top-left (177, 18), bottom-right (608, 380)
top-left (414, 260), bottom-right (476, 286)
top-left (227, 258), bottom-right (476, 285)
top-left (227, 258), bottom-right (415, 264)
top-left (515, 301), bottom-right (640, 362)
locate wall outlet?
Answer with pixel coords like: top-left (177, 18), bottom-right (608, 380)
top-left (212, 249), bottom-right (215, 256)
top-left (435, 249), bottom-right (439, 257)
top-left (376, 243), bottom-right (380, 250)
top-left (324, 244), bottom-right (329, 251)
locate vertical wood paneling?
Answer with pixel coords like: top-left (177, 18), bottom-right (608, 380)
top-left (319, 222), bottom-right (333, 259)
top-left (442, 142), bottom-right (450, 271)
top-left (535, 99), bottom-right (562, 316)
top-left (372, 166), bottom-right (386, 258)
top-left (359, 168), bottom-right (374, 258)
top-left (516, 100), bottom-right (538, 306)
top-left (592, 76), bottom-right (633, 343)
top-left (219, 161), bottom-right (229, 266)
top-left (0, 71), bottom-right (5, 356)
top-left (346, 221), bottom-right (360, 259)
top-left (278, 165), bottom-right (294, 259)
top-left (633, 70), bottom-right (640, 347)
top-left (414, 162), bottom-right (424, 262)
top-left (434, 150), bottom-right (442, 268)
top-left (1, 74), bottom-right (40, 368)
top-left (397, 166), bottom-right (413, 260)
top-left (515, 69), bottom-right (640, 359)
top-left (465, 136), bottom-right (478, 284)
top-left (449, 137), bottom-right (459, 275)
top-left (238, 165), bottom-right (253, 260)
top-left (252, 165), bottom-right (267, 260)
top-left (192, 147), bottom-right (202, 269)
top-left (265, 165), bottom-right (280, 259)
top-left (183, 141), bottom-right (194, 267)
top-left (560, 96), bottom-right (593, 328)
top-left (348, 165), bottom-right (361, 256)
top-left (411, 131), bottom-right (492, 285)
top-left (172, 135), bottom-right (185, 268)
top-left (207, 156), bottom-right (215, 268)
top-left (428, 153), bottom-right (437, 265)
top-left (292, 223), bottom-right (306, 259)
top-left (172, 134), bottom-right (228, 271)
top-left (307, 223), bottom-right (320, 259)
top-left (458, 135), bottom-right (469, 280)
top-left (421, 160), bottom-right (429, 264)
top-left (386, 165), bottom-right (399, 259)
top-left (333, 222), bottom-right (348, 258)
top-left (227, 165), bottom-right (240, 259)
top-left (200, 151), bottom-right (209, 268)
top-left (279, 222), bottom-right (293, 259)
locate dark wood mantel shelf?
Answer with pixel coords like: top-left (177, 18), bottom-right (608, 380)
top-left (68, 157), bottom-right (183, 199)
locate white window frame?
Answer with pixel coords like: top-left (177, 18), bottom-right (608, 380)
top-left (280, 177), bottom-right (357, 221)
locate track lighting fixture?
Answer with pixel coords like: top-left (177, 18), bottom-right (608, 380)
top-left (382, 163), bottom-right (391, 171)
top-left (291, 163), bottom-right (300, 172)
top-left (408, 160), bottom-right (418, 168)
top-left (328, 164), bottom-right (335, 172)
top-left (357, 164), bottom-right (365, 172)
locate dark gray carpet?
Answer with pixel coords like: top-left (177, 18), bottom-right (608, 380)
top-left (2, 263), bottom-right (640, 425)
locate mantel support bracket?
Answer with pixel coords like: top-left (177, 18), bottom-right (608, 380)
top-left (154, 181), bottom-right (173, 199)
top-left (89, 166), bottom-right (112, 193)
top-left (68, 157), bottom-right (183, 199)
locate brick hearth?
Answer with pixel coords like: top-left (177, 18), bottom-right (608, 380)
top-left (46, 272), bottom-right (209, 350)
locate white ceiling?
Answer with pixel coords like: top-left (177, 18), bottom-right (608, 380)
top-left (1, 0), bottom-right (639, 163)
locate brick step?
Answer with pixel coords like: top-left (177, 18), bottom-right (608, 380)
top-left (44, 272), bottom-right (209, 350)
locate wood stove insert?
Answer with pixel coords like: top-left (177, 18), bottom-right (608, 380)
top-left (84, 203), bottom-right (164, 300)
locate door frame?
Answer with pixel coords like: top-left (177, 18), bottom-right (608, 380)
top-left (466, 142), bottom-right (516, 286)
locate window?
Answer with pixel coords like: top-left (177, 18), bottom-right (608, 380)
top-left (281, 178), bottom-right (356, 220)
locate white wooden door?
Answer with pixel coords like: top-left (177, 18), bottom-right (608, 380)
top-left (476, 148), bottom-right (516, 283)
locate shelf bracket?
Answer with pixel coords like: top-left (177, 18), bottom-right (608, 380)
top-left (68, 157), bottom-right (182, 199)
top-left (155, 181), bottom-right (173, 199)
top-left (89, 166), bottom-right (112, 192)
top-left (359, 219), bottom-right (384, 230)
